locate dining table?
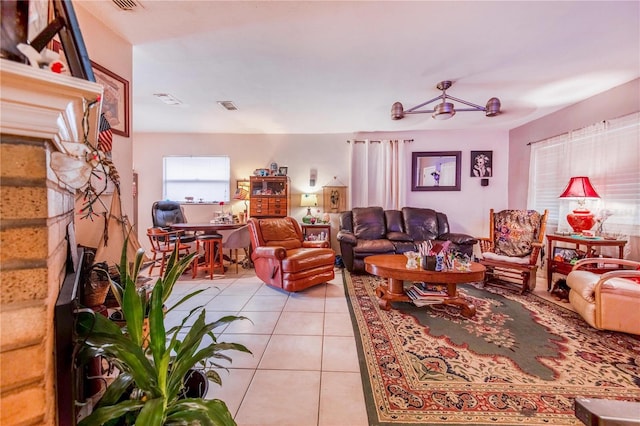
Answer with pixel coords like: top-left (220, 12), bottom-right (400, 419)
top-left (170, 222), bottom-right (243, 237)
top-left (170, 222), bottom-right (250, 270)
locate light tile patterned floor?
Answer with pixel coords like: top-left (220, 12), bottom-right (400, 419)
top-left (164, 267), bottom-right (369, 426)
top-left (163, 264), bottom-right (569, 426)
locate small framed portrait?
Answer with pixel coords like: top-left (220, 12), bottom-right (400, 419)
top-left (470, 151), bottom-right (493, 177)
top-left (278, 166), bottom-right (288, 176)
top-left (552, 247), bottom-right (584, 264)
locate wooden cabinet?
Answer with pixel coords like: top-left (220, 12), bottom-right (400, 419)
top-left (249, 176), bottom-right (290, 218)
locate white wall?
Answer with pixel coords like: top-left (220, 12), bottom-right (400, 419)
top-left (74, 5), bottom-right (133, 248)
top-left (354, 129), bottom-right (509, 239)
top-left (508, 78), bottom-right (640, 260)
top-left (134, 130), bottom-right (509, 252)
top-left (508, 78), bottom-right (640, 209)
top-left (133, 133), bottom-right (351, 249)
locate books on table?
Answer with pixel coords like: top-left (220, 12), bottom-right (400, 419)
top-left (406, 282), bottom-right (449, 306)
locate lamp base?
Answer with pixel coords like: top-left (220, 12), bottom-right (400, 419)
top-left (302, 207), bottom-right (313, 224)
top-left (566, 209), bottom-right (596, 233)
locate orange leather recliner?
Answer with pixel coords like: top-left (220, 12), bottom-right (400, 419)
top-left (247, 217), bottom-right (335, 292)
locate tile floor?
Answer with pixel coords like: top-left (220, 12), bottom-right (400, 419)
top-left (163, 266), bottom-right (369, 426)
top-left (161, 263), bottom-right (571, 426)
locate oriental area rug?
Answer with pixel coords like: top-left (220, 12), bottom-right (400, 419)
top-left (343, 271), bottom-right (640, 425)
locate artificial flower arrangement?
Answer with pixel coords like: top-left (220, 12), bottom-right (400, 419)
top-left (593, 209), bottom-right (613, 234)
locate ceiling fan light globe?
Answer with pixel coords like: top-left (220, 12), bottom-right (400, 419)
top-left (391, 102), bottom-right (404, 120)
top-left (432, 102), bottom-right (455, 120)
top-left (485, 97), bottom-right (501, 117)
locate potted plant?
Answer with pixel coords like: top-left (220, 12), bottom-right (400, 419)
top-left (76, 241), bottom-right (251, 425)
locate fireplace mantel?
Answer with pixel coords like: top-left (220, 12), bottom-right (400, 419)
top-left (0, 59), bottom-right (103, 425)
top-left (0, 59), bottom-right (103, 152)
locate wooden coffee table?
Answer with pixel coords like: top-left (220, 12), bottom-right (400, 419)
top-left (364, 254), bottom-right (486, 318)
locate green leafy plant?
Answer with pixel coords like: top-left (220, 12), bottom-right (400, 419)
top-left (76, 242), bottom-right (251, 425)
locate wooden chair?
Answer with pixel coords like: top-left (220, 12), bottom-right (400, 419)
top-left (146, 227), bottom-right (191, 276)
top-left (478, 209), bottom-right (548, 293)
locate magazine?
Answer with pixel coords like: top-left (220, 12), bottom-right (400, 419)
top-left (406, 288), bottom-right (446, 306)
top-left (412, 282), bottom-right (449, 297)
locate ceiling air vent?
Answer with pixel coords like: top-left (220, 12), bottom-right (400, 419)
top-left (217, 101), bottom-right (238, 111)
top-left (111, 0), bottom-right (142, 11)
top-left (153, 93), bottom-right (183, 106)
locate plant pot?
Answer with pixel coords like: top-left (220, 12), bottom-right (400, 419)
top-left (180, 369), bottom-right (209, 399)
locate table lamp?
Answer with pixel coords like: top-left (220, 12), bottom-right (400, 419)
top-left (558, 176), bottom-right (600, 233)
top-left (300, 193), bottom-right (318, 224)
top-left (233, 187), bottom-right (250, 221)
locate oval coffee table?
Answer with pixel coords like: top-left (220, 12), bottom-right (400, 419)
top-left (364, 254), bottom-right (486, 318)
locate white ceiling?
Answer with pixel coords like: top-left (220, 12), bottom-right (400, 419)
top-left (78, 1), bottom-right (640, 135)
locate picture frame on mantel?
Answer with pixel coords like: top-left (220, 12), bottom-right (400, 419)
top-left (91, 61), bottom-right (130, 137)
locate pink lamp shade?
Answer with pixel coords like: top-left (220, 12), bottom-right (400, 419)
top-left (558, 176), bottom-right (601, 233)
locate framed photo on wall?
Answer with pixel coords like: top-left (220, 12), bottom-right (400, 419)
top-left (470, 150), bottom-right (493, 177)
top-left (322, 185), bottom-right (347, 212)
top-left (91, 61), bottom-right (130, 137)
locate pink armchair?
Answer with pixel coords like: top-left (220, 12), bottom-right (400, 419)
top-left (566, 258), bottom-right (640, 334)
top-left (247, 217), bottom-right (335, 292)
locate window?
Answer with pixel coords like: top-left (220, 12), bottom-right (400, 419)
top-left (163, 156), bottom-right (230, 203)
top-left (528, 112), bottom-right (639, 237)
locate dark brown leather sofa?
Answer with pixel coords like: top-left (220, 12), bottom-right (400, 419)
top-left (337, 206), bottom-right (477, 273)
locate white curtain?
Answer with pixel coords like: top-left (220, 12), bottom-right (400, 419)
top-left (348, 139), bottom-right (410, 209)
top-left (528, 112), bottom-right (640, 258)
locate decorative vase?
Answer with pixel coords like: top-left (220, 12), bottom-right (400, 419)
top-left (566, 209), bottom-right (596, 233)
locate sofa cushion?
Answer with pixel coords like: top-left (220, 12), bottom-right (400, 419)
top-left (402, 207), bottom-right (439, 241)
top-left (260, 218), bottom-right (302, 250)
top-left (385, 210), bottom-right (405, 233)
top-left (492, 210), bottom-right (542, 257)
top-left (353, 207), bottom-right (386, 240)
top-left (281, 248), bottom-right (336, 272)
top-left (387, 231), bottom-right (413, 242)
top-left (353, 239), bottom-right (395, 256)
top-left (567, 270), bottom-right (599, 302)
top-left (481, 252), bottom-right (531, 265)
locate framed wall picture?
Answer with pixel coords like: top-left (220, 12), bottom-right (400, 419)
top-left (411, 151), bottom-right (461, 191)
top-left (278, 166), bottom-right (288, 176)
top-left (470, 150), bottom-right (493, 177)
top-left (322, 185), bottom-right (347, 212)
top-left (91, 62), bottom-right (130, 137)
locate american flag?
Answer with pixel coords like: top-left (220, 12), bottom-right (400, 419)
top-left (98, 113), bottom-right (113, 152)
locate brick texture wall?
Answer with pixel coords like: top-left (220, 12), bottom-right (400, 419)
top-left (0, 134), bottom-right (76, 425)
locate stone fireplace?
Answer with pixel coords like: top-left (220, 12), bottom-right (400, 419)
top-left (0, 59), bottom-right (102, 425)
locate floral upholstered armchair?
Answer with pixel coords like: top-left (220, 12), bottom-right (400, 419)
top-left (478, 209), bottom-right (548, 293)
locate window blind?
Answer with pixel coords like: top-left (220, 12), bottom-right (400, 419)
top-left (163, 156), bottom-right (230, 203)
top-left (528, 112), bottom-right (639, 236)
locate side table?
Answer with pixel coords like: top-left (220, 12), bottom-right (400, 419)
top-left (300, 223), bottom-right (331, 243)
top-left (546, 234), bottom-right (627, 290)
